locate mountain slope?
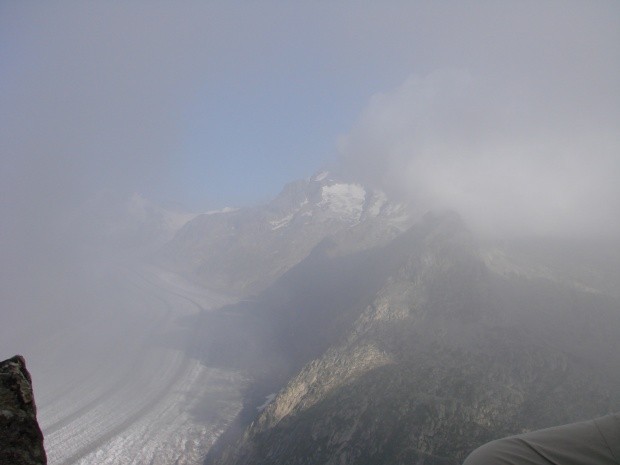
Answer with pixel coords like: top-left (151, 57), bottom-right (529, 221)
top-left (157, 171), bottom-right (411, 296)
top-left (206, 213), bottom-right (620, 465)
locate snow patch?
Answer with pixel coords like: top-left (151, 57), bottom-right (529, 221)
top-left (270, 212), bottom-right (295, 230)
top-left (204, 207), bottom-right (238, 215)
top-left (314, 171), bottom-right (329, 182)
top-left (270, 198), bottom-right (309, 230)
top-left (319, 183), bottom-right (366, 222)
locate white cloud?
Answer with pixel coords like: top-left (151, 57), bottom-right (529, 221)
top-left (339, 69), bottom-right (620, 237)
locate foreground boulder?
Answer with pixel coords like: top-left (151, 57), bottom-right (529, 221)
top-left (0, 355), bottom-right (46, 465)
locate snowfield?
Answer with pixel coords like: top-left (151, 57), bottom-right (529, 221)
top-left (36, 266), bottom-right (246, 465)
top-left (319, 183), bottom-right (366, 222)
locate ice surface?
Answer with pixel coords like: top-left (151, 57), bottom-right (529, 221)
top-left (37, 266), bottom-right (245, 465)
top-left (319, 183), bottom-right (366, 222)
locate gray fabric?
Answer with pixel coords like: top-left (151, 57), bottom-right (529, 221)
top-left (463, 414), bottom-right (620, 465)
top-left (595, 414), bottom-right (620, 463)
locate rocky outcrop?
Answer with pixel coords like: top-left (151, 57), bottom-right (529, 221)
top-left (0, 355), bottom-right (46, 465)
top-left (206, 213), bottom-right (620, 465)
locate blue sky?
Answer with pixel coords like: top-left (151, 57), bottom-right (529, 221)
top-left (176, 71), bottom-right (358, 208)
top-left (1, 2), bottom-right (416, 210)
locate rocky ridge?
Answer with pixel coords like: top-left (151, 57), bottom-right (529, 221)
top-left (206, 213), bottom-right (620, 465)
top-left (0, 355), bottom-right (46, 465)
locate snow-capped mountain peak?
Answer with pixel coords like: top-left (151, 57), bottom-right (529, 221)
top-left (158, 172), bottom-right (414, 294)
top-left (318, 183), bottom-right (366, 223)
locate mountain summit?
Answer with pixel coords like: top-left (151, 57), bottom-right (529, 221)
top-left (157, 171), bottom-right (412, 295)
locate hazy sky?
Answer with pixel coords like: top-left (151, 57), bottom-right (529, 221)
top-left (1, 1), bottom-right (619, 236)
top-left (1, 0), bottom-right (619, 422)
top-left (2, 5), bottom-right (620, 458)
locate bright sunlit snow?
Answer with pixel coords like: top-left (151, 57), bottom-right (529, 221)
top-left (318, 183), bottom-right (366, 223)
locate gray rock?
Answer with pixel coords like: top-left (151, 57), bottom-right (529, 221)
top-left (206, 213), bottom-right (620, 465)
top-left (0, 355), bottom-right (46, 465)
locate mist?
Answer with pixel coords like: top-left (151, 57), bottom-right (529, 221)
top-left (1, 2), bottom-right (620, 464)
top-left (3, 1), bottom-right (618, 270)
top-left (339, 4), bottom-right (620, 238)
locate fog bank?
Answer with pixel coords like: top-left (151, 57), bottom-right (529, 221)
top-left (339, 4), bottom-right (620, 238)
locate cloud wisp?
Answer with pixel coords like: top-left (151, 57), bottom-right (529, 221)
top-left (336, 1), bottom-right (620, 238)
top-left (340, 66), bottom-right (619, 238)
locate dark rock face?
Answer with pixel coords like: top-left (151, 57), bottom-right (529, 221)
top-left (0, 355), bottom-right (47, 465)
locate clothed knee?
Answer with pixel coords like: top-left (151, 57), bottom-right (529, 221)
top-left (463, 437), bottom-right (532, 465)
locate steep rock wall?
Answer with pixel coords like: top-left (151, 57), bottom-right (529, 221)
top-left (0, 355), bottom-right (47, 465)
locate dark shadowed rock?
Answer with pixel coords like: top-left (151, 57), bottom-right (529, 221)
top-left (0, 355), bottom-right (46, 465)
